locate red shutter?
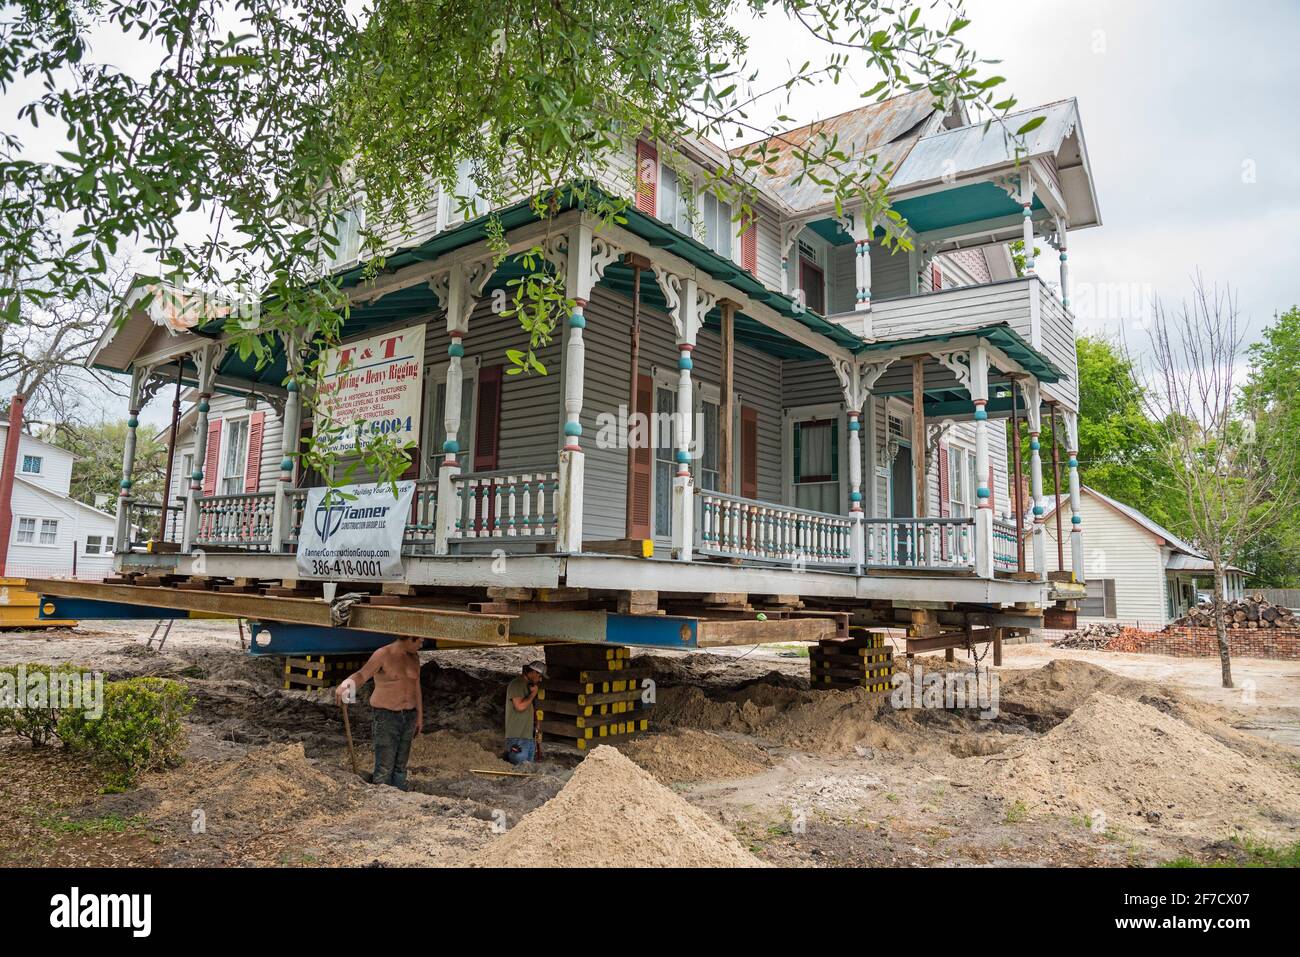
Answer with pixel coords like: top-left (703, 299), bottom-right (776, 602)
top-left (627, 374), bottom-right (654, 539)
top-left (473, 365), bottom-right (503, 471)
top-left (635, 140), bottom-right (658, 216)
top-left (740, 406), bottom-right (758, 499)
top-left (202, 419), bottom-right (222, 496)
top-left (740, 211), bottom-right (758, 274)
top-left (988, 464), bottom-right (996, 513)
top-left (931, 261), bottom-right (943, 292)
top-left (243, 411), bottom-right (265, 493)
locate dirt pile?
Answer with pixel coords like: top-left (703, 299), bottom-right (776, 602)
top-left (616, 729), bottom-right (771, 784)
top-left (989, 693), bottom-right (1300, 840)
top-left (995, 659), bottom-right (1152, 724)
top-left (471, 746), bottom-right (764, 867)
top-left (355, 729), bottom-right (511, 777)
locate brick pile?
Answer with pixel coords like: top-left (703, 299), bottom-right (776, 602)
top-left (1102, 626), bottom-right (1300, 660)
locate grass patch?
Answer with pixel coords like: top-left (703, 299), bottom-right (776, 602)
top-left (1004, 800), bottom-right (1029, 824)
top-left (1163, 837), bottom-right (1300, 868)
top-left (39, 813), bottom-right (146, 834)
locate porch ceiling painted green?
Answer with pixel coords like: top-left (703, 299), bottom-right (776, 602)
top-left (857, 322), bottom-right (1063, 383)
top-left (890, 182), bottom-right (1044, 234)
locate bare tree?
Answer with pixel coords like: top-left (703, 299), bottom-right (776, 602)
top-left (1140, 275), bottom-right (1296, 688)
top-left (0, 257), bottom-right (134, 426)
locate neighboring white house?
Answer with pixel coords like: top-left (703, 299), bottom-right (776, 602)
top-left (1037, 485), bottom-right (1246, 626)
top-left (0, 424), bottom-right (118, 579)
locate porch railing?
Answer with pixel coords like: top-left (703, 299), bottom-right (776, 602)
top-left (696, 489), bottom-right (854, 566)
top-left (992, 518), bottom-right (1019, 573)
top-left (863, 517), bottom-right (976, 572)
top-left (123, 500), bottom-right (185, 550)
top-left (194, 491), bottom-right (276, 550)
top-left (450, 468), bottom-right (560, 543)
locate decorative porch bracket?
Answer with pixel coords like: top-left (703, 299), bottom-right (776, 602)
top-left (653, 263), bottom-right (715, 560)
top-left (429, 257), bottom-right (494, 554)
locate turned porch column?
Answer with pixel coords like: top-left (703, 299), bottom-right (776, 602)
top-left (970, 345), bottom-right (994, 579)
top-left (1064, 409), bottom-right (1084, 582)
top-left (1020, 170), bottom-right (1036, 276)
top-left (182, 346), bottom-right (220, 552)
top-left (270, 333), bottom-right (302, 553)
top-left (1022, 379), bottom-right (1046, 581)
top-left (115, 367), bottom-right (147, 553)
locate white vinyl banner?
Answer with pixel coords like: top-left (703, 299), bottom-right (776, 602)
top-left (315, 324), bottom-right (425, 455)
top-left (295, 481), bottom-right (415, 582)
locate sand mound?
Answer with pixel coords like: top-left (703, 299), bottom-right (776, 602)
top-left (471, 746), bottom-right (764, 867)
top-left (996, 659), bottom-right (1151, 723)
top-left (990, 693), bottom-right (1300, 839)
top-left (353, 729), bottom-right (510, 777)
top-left (617, 729), bottom-right (771, 784)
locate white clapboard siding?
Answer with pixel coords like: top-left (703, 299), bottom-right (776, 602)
top-left (1034, 489), bottom-right (1168, 623)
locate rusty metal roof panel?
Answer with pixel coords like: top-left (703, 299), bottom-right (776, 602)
top-left (732, 90), bottom-right (942, 211)
top-left (892, 99), bottom-right (1081, 188)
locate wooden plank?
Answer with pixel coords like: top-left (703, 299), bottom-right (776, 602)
top-left (695, 616), bottom-right (835, 647)
top-left (26, 578), bottom-right (514, 646)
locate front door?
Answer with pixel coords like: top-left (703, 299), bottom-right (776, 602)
top-left (890, 447), bottom-right (914, 563)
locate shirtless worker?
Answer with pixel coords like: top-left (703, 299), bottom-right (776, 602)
top-left (504, 661), bottom-right (545, 765)
top-left (335, 636), bottom-right (424, 789)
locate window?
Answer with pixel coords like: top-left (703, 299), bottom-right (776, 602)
top-left (948, 445), bottom-right (974, 517)
top-left (700, 192), bottom-right (733, 259)
top-left (21, 454), bottom-right (41, 474)
top-left (15, 517), bottom-right (35, 544)
top-left (699, 399), bottom-right (720, 491)
top-left (452, 158), bottom-right (483, 220)
top-left (221, 418), bottom-right (250, 495)
top-left (799, 257), bottom-right (825, 314)
top-left (658, 165), bottom-right (691, 234)
top-left (792, 418), bottom-right (839, 513)
top-left (85, 535), bottom-right (114, 556)
top-left (429, 374), bottom-right (476, 475)
top-left (38, 519), bottom-right (57, 545)
top-left (1079, 578), bottom-right (1117, 619)
top-left (653, 385), bottom-right (676, 537)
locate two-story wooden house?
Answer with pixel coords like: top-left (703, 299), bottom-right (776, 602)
top-left (45, 91), bottom-right (1098, 656)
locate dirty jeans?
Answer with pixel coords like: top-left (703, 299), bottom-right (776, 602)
top-left (372, 707), bottom-right (417, 789)
top-left (505, 737), bottom-right (536, 766)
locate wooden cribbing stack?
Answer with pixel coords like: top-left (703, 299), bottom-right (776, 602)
top-left (283, 654), bottom-right (364, 691)
top-left (537, 644), bottom-right (652, 751)
top-left (809, 629), bottom-right (895, 693)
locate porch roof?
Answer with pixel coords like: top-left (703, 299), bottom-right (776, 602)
top-left (856, 321), bottom-right (1064, 382)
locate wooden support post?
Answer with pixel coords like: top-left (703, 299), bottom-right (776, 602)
top-left (993, 626), bottom-right (1004, 667)
top-left (719, 299), bottom-right (736, 494)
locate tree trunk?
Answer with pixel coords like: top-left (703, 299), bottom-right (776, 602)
top-left (1213, 561), bottom-right (1233, 688)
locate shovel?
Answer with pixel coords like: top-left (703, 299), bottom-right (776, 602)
top-left (341, 700), bottom-right (360, 776)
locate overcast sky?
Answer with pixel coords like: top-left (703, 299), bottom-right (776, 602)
top-left (6, 0), bottom-right (1299, 426)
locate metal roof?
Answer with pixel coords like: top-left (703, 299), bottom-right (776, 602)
top-left (731, 90), bottom-right (945, 212)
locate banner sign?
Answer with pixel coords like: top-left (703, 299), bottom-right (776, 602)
top-left (316, 324), bottom-right (425, 455)
top-left (295, 481), bottom-right (415, 582)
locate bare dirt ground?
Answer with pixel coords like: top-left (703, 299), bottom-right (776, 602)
top-left (1, 621), bottom-right (1297, 868)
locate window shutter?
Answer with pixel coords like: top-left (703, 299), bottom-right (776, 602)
top-left (473, 365), bottom-right (503, 471)
top-left (931, 261), bottom-right (943, 292)
top-left (635, 140), bottom-right (658, 216)
top-left (740, 406), bottom-right (758, 499)
top-left (243, 411), bottom-right (266, 493)
top-left (627, 374), bottom-right (654, 539)
top-left (202, 419), bottom-right (222, 496)
top-left (740, 211), bottom-right (758, 274)
top-left (988, 464), bottom-right (995, 514)
top-left (1104, 579), bottom-right (1117, 619)
top-left (937, 443), bottom-right (949, 518)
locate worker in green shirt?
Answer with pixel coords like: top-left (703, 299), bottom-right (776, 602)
top-left (504, 661), bottom-right (544, 765)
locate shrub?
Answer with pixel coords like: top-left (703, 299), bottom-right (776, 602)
top-left (58, 677), bottom-right (193, 787)
top-left (0, 663), bottom-right (86, 747)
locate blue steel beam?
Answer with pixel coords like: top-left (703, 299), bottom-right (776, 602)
top-left (39, 596), bottom-right (196, 621)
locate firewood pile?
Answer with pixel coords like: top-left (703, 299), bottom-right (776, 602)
top-left (1174, 594), bottom-right (1296, 630)
top-left (1052, 622), bottom-right (1126, 650)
